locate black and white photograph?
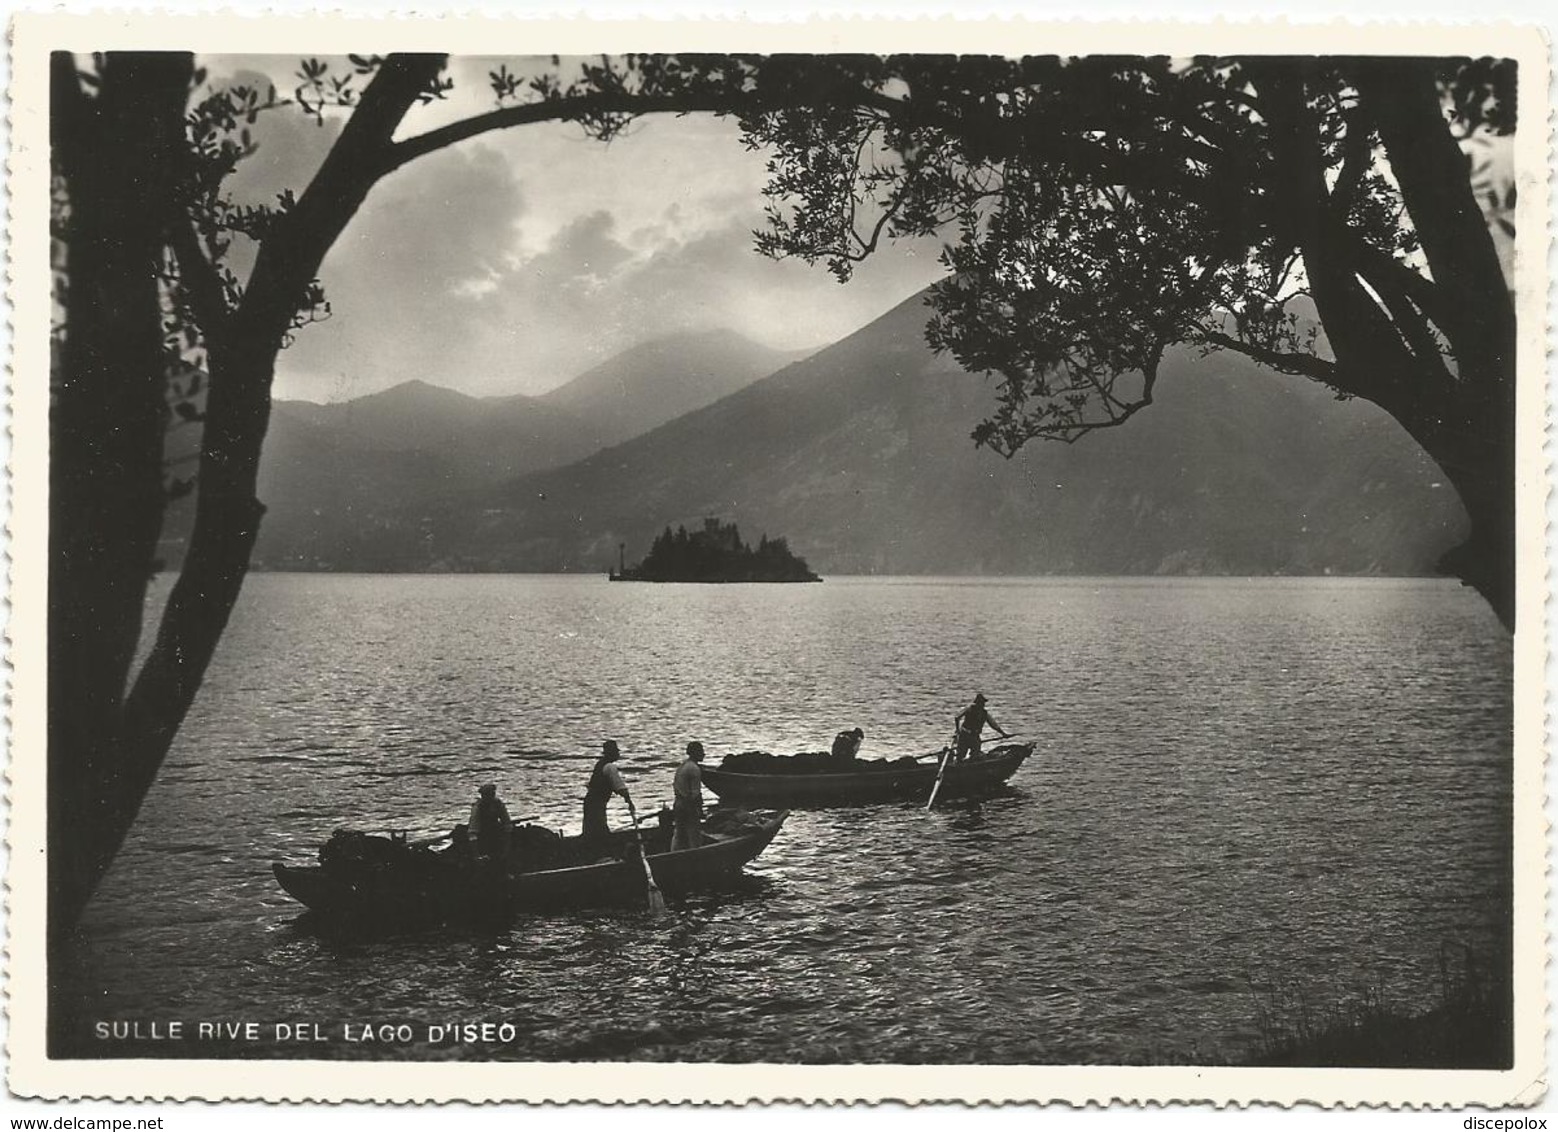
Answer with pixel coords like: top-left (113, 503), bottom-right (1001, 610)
top-left (9, 16), bottom-right (1547, 1105)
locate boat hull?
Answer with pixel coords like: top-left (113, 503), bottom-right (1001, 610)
top-left (702, 744), bottom-right (1034, 806)
top-left (272, 811), bottom-right (788, 927)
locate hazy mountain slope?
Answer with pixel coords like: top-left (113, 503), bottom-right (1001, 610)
top-left (245, 383), bottom-right (599, 567)
top-left (271, 380), bottom-right (594, 486)
top-left (171, 330), bottom-right (802, 568)
top-left (413, 289), bottom-right (1467, 576)
top-left (253, 403), bottom-right (458, 569)
top-left (535, 329), bottom-right (809, 450)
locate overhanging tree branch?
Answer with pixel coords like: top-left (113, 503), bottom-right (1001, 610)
top-left (386, 90), bottom-right (797, 172)
top-left (1356, 60), bottom-right (1511, 334)
top-left (1197, 329), bottom-right (1344, 386)
top-left (169, 219), bottom-right (230, 342)
top-left (1253, 64), bottom-right (1428, 412)
top-left (1348, 250), bottom-right (1458, 392)
top-left (1339, 236), bottom-right (1459, 338)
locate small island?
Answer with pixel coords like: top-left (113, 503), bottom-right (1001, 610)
top-left (611, 518), bottom-right (821, 583)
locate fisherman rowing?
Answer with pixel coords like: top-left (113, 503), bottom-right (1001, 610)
top-left (953, 693), bottom-right (1009, 763)
top-left (582, 740), bottom-right (633, 842)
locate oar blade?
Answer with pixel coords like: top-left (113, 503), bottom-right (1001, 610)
top-left (628, 798), bottom-right (671, 917)
top-left (646, 879), bottom-right (668, 916)
top-left (926, 744), bottom-right (954, 811)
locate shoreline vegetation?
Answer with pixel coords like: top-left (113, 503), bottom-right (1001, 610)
top-left (1243, 941), bottom-right (1512, 1068)
top-left (609, 518), bottom-right (821, 584)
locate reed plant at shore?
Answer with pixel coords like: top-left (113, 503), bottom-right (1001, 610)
top-left (1247, 939), bottom-right (1512, 1068)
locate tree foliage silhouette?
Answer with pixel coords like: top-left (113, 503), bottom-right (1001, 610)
top-left (739, 55), bottom-right (1519, 629)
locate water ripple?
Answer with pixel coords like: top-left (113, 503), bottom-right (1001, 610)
top-left (64, 575), bottom-right (1512, 1065)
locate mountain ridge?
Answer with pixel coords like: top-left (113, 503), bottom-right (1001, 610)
top-left (345, 287), bottom-right (1467, 577)
top-left (534, 328), bottom-right (811, 451)
top-left (159, 327), bottom-right (807, 567)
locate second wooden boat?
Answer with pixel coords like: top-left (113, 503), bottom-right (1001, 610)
top-left (702, 743), bottom-right (1035, 806)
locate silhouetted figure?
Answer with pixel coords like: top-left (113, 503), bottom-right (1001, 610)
top-left (953, 694), bottom-right (1008, 762)
top-left (831, 727), bottom-right (865, 763)
top-left (672, 741), bottom-right (706, 850)
top-left (582, 740), bottom-right (632, 841)
top-left (468, 783), bottom-right (513, 862)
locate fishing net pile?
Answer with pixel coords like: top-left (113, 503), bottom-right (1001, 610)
top-left (318, 830), bottom-right (444, 872)
top-left (509, 823), bottom-right (567, 866)
top-left (718, 750), bottom-right (925, 775)
top-left (703, 807), bottom-right (774, 836)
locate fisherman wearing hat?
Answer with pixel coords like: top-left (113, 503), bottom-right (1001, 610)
top-left (468, 782), bottom-right (514, 862)
top-left (953, 693), bottom-right (1008, 763)
top-left (582, 740), bottom-right (633, 842)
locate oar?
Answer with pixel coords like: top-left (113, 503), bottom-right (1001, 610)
top-left (963, 731), bottom-right (1021, 758)
top-left (925, 729), bottom-right (958, 811)
top-left (626, 797), bottom-right (668, 916)
top-left (916, 732), bottom-right (1019, 756)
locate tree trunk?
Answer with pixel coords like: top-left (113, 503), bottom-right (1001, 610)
top-left (1394, 383), bottom-right (1517, 631)
top-left (51, 56), bottom-right (451, 941)
top-left (1257, 60), bottom-right (1517, 631)
top-left (1357, 60), bottom-right (1517, 631)
top-left (49, 52), bottom-right (194, 939)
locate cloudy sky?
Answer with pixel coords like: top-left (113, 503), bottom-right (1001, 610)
top-left (209, 55), bottom-right (947, 403)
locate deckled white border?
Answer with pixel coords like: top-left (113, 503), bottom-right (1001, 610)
top-left (5, 13), bottom-right (1550, 1106)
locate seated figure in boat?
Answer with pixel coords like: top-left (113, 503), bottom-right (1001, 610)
top-left (468, 783), bottom-right (514, 862)
top-left (831, 727), bottom-right (865, 764)
top-left (582, 740), bottom-right (633, 842)
top-left (672, 741), bottom-right (706, 850)
top-left (953, 693), bottom-right (1009, 762)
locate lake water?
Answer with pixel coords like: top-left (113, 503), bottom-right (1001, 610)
top-left (57, 574), bottom-right (1513, 1064)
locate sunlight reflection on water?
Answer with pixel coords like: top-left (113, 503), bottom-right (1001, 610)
top-left (67, 575), bottom-right (1511, 1063)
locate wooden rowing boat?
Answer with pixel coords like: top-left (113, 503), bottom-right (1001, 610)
top-left (271, 808), bottom-right (788, 926)
top-left (702, 743), bottom-right (1035, 806)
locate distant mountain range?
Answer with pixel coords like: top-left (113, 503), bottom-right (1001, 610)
top-left (157, 329), bottom-right (802, 567)
top-left (268, 326), bottom-right (799, 481)
top-left (227, 288), bottom-right (1465, 577)
top-left (161, 289), bottom-right (1469, 578)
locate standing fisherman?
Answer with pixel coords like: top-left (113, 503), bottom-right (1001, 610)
top-left (582, 740), bottom-right (632, 841)
top-left (671, 741), bottom-right (706, 850)
top-left (953, 693), bottom-right (1009, 762)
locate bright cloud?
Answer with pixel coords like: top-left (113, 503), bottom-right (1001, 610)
top-left (206, 56), bottom-right (946, 401)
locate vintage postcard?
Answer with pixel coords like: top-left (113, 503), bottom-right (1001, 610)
top-left (6, 13), bottom-right (1549, 1106)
